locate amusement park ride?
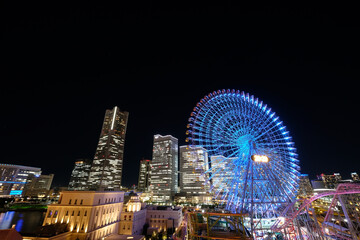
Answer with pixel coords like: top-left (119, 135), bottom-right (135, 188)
top-left (181, 89), bottom-right (360, 240)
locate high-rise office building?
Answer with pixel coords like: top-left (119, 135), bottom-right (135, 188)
top-left (137, 159), bottom-right (151, 192)
top-left (179, 146), bottom-right (209, 195)
top-left (68, 159), bottom-right (92, 190)
top-left (151, 134), bottom-right (178, 204)
top-left (88, 106), bottom-right (129, 191)
top-left (210, 155), bottom-right (235, 196)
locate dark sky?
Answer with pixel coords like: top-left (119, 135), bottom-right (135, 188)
top-left (2, 2), bottom-right (359, 187)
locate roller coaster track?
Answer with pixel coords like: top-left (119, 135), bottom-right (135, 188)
top-left (271, 183), bottom-right (360, 233)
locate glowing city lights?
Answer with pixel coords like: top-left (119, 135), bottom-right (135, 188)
top-left (251, 154), bottom-right (270, 163)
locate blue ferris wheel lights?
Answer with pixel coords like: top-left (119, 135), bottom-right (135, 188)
top-left (187, 89), bottom-right (300, 215)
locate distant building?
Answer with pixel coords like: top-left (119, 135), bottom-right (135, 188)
top-left (311, 180), bottom-right (326, 189)
top-left (318, 173), bottom-right (342, 189)
top-left (0, 163), bottom-right (41, 196)
top-left (68, 159), bottom-right (92, 190)
top-left (179, 146), bottom-right (210, 200)
top-left (43, 191), bottom-right (124, 240)
top-left (88, 106), bottom-right (129, 191)
top-left (137, 159), bottom-right (151, 192)
top-left (297, 174), bottom-right (313, 197)
top-left (119, 192), bottom-right (146, 235)
top-left (351, 172), bottom-right (359, 181)
top-left (23, 173), bottom-right (54, 197)
top-left (209, 155), bottom-right (235, 196)
top-left (150, 135), bottom-right (178, 204)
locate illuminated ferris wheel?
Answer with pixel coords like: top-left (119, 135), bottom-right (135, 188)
top-left (186, 89), bottom-right (300, 234)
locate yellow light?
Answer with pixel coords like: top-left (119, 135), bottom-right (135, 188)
top-left (251, 155), bottom-right (269, 163)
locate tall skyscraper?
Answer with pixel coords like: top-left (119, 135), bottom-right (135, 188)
top-left (88, 106), bottom-right (129, 191)
top-left (68, 159), bottom-right (92, 190)
top-left (151, 134), bottom-right (178, 204)
top-left (179, 146), bottom-right (209, 195)
top-left (137, 159), bottom-right (151, 192)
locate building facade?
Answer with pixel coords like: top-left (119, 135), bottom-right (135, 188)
top-left (137, 159), bottom-right (151, 192)
top-left (146, 206), bottom-right (182, 233)
top-left (23, 173), bottom-right (54, 197)
top-left (179, 146), bottom-right (209, 196)
top-left (351, 172), bottom-right (359, 181)
top-left (68, 159), bottom-right (92, 190)
top-left (119, 193), bottom-right (146, 235)
top-left (0, 163), bottom-right (41, 196)
top-left (319, 173), bottom-right (342, 189)
top-left (297, 174), bottom-right (313, 198)
top-left (150, 135), bottom-right (178, 204)
top-left (43, 191), bottom-right (124, 240)
top-left (88, 106), bottom-right (129, 191)
top-left (209, 155), bottom-right (235, 196)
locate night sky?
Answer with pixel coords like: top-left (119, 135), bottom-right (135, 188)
top-left (2, 2), bottom-right (359, 187)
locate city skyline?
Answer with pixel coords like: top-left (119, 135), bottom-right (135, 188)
top-left (2, 4), bottom-right (359, 188)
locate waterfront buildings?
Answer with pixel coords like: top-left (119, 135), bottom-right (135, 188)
top-left (88, 106), bottom-right (129, 191)
top-left (43, 191), bottom-right (125, 240)
top-left (179, 146), bottom-right (209, 195)
top-left (23, 173), bottom-right (54, 197)
top-left (137, 159), bottom-right (151, 192)
top-left (0, 163), bottom-right (42, 196)
top-left (150, 135), bottom-right (178, 204)
top-left (68, 159), bottom-right (92, 190)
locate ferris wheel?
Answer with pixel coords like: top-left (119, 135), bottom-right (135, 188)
top-left (186, 89), bottom-right (300, 234)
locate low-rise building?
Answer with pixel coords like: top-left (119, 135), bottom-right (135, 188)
top-left (119, 193), bottom-right (146, 235)
top-left (0, 163), bottom-right (42, 196)
top-left (146, 205), bottom-right (182, 233)
top-left (43, 191), bottom-right (124, 240)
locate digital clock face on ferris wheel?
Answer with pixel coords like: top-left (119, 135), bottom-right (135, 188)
top-left (186, 89), bottom-right (300, 217)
